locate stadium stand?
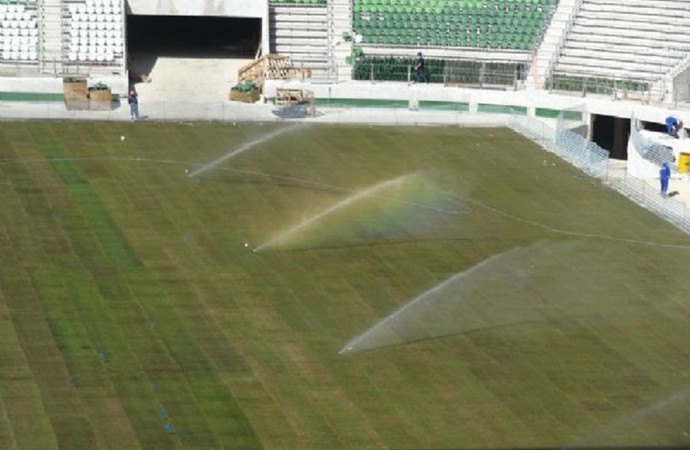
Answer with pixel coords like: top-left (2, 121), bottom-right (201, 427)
top-left (0, 1), bottom-right (39, 63)
top-left (352, 0), bottom-right (557, 50)
top-left (551, 0), bottom-right (690, 84)
top-left (269, 0), bottom-right (332, 79)
top-left (0, 0), bottom-right (125, 76)
top-left (64, 0), bottom-right (124, 65)
top-left (267, 0), bottom-right (557, 83)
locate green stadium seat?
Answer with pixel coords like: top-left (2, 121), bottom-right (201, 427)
top-left (353, 0), bottom-right (552, 51)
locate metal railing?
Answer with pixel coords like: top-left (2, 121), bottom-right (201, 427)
top-left (352, 58), bottom-right (524, 88)
top-left (629, 118), bottom-right (675, 168)
top-left (510, 111), bottom-right (690, 235)
top-left (509, 113), bottom-right (608, 178)
top-left (546, 0), bottom-right (584, 81)
top-left (546, 74), bottom-right (652, 100)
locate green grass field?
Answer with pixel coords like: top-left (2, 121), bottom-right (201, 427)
top-left (1, 121), bottom-right (690, 450)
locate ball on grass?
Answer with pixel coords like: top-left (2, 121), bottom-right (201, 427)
top-left (120, 135), bottom-right (125, 141)
top-left (244, 242), bottom-right (249, 247)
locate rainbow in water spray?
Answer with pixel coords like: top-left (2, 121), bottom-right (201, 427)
top-left (253, 172), bottom-right (465, 252)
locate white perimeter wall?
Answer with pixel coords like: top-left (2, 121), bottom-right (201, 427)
top-left (126, 0), bottom-right (264, 18)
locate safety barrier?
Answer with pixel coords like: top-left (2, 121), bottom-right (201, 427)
top-left (510, 111), bottom-right (690, 235)
top-left (628, 117), bottom-right (675, 168)
top-left (509, 112), bottom-right (608, 179)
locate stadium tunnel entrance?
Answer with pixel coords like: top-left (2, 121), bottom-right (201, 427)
top-left (639, 119), bottom-right (688, 138)
top-left (591, 114), bottom-right (630, 160)
top-left (126, 14), bottom-right (261, 100)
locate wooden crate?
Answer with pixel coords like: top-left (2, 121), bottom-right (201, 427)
top-left (229, 88), bottom-right (260, 103)
top-left (63, 78), bottom-right (87, 101)
top-left (89, 88), bottom-right (111, 102)
top-left (237, 54), bottom-right (305, 93)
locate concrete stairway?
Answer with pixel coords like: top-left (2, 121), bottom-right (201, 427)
top-left (329, 0), bottom-right (353, 82)
top-left (38, 0), bottom-right (64, 75)
top-left (270, 4), bottom-right (331, 81)
top-left (548, 0), bottom-right (690, 90)
top-left (526, 0), bottom-right (580, 89)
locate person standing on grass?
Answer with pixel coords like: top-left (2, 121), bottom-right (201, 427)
top-left (660, 162), bottom-right (671, 197)
top-left (128, 89), bottom-right (139, 121)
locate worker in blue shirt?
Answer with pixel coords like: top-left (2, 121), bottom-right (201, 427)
top-left (666, 116), bottom-right (683, 138)
top-left (660, 162), bottom-right (671, 197)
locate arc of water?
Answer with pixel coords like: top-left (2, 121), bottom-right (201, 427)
top-left (338, 247), bottom-right (521, 354)
top-left (187, 124), bottom-right (299, 178)
top-left (563, 387), bottom-right (690, 449)
top-left (254, 174), bottom-right (412, 252)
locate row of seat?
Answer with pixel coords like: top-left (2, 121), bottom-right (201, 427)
top-left (69, 20), bottom-right (121, 31)
top-left (72, 28), bottom-right (122, 40)
top-left (3, 35), bottom-right (35, 46)
top-left (69, 42), bottom-right (122, 52)
top-left (0, 10), bottom-right (31, 20)
top-left (359, 8), bottom-right (547, 21)
top-left (1, 18), bottom-right (35, 28)
top-left (67, 51), bottom-right (118, 62)
top-left (1, 26), bottom-right (37, 36)
top-left (356, 15), bottom-right (545, 29)
top-left (69, 0), bottom-right (120, 7)
top-left (0, 3), bottom-right (32, 12)
top-left (86, 0), bottom-right (120, 5)
top-left (70, 37), bottom-right (123, 49)
top-left (67, 4), bottom-right (122, 15)
top-left (363, 30), bottom-right (534, 49)
top-left (71, 12), bottom-right (122, 23)
top-left (353, 0), bottom-right (553, 13)
top-left (1, 50), bottom-right (37, 61)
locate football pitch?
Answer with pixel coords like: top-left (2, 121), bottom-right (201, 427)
top-left (1, 120), bottom-right (689, 450)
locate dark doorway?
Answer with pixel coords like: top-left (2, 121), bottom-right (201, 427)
top-left (592, 114), bottom-right (630, 160)
top-left (127, 15), bottom-right (260, 58)
top-left (640, 121), bottom-right (667, 134)
top-left (126, 14), bottom-right (261, 83)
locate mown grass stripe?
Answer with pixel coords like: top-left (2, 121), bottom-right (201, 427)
top-left (32, 140), bottom-right (262, 449)
top-left (0, 145), bottom-right (103, 450)
top-left (38, 141), bottom-right (140, 268)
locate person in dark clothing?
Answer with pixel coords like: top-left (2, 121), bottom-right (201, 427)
top-left (413, 52), bottom-right (428, 83)
top-left (128, 89), bottom-right (139, 121)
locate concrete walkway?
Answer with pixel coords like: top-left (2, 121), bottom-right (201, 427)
top-left (129, 56), bottom-right (253, 103)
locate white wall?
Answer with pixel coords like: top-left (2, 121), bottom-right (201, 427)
top-left (127, 0), bottom-right (264, 18)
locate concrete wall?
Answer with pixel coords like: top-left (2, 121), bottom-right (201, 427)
top-left (673, 68), bottom-right (690, 104)
top-left (127, 0), bottom-right (264, 18)
top-left (264, 80), bottom-right (685, 127)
